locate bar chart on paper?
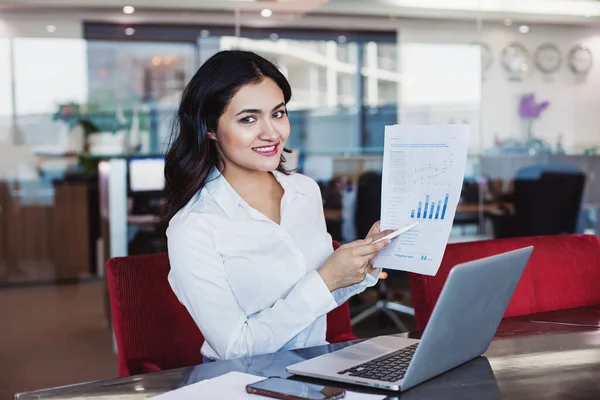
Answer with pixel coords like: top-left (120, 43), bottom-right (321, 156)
top-left (375, 124), bottom-right (469, 276)
top-left (411, 194), bottom-right (449, 220)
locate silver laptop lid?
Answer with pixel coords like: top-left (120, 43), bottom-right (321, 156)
top-left (402, 246), bottom-right (533, 390)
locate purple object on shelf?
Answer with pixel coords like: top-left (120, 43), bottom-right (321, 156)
top-left (519, 93), bottom-right (549, 119)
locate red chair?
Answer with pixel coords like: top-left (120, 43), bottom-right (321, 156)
top-left (408, 234), bottom-right (600, 330)
top-left (106, 241), bottom-right (358, 377)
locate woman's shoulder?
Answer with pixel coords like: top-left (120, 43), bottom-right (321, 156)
top-left (167, 189), bottom-right (220, 236)
top-left (282, 171), bottom-right (321, 195)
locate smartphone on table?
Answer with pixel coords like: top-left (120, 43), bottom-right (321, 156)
top-left (246, 377), bottom-right (346, 400)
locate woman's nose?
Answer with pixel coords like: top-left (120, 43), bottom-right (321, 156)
top-left (259, 119), bottom-right (279, 141)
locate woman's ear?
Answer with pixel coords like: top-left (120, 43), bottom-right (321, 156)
top-left (207, 131), bottom-right (217, 141)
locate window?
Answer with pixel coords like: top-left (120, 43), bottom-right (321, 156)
top-left (84, 24), bottom-right (398, 155)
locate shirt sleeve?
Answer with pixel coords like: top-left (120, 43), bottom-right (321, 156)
top-left (311, 180), bottom-right (381, 306)
top-left (167, 213), bottom-right (339, 361)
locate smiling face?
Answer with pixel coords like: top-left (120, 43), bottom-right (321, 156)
top-left (209, 77), bottom-right (290, 177)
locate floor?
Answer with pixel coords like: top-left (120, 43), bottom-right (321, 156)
top-left (0, 279), bottom-right (416, 399)
top-left (0, 282), bottom-right (117, 400)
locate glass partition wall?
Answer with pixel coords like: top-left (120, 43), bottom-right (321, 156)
top-left (0, 17), bottom-right (402, 285)
top-left (2, 5), bottom-right (600, 286)
top-left (475, 16), bottom-right (600, 239)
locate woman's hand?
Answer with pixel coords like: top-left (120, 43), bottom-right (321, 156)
top-left (317, 227), bottom-right (394, 292)
top-left (365, 220), bottom-right (386, 275)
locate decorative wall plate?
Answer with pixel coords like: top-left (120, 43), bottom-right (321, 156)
top-left (567, 44), bottom-right (593, 76)
top-left (502, 42), bottom-right (531, 80)
top-left (534, 43), bottom-right (562, 74)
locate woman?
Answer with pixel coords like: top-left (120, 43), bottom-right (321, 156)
top-left (162, 50), bottom-right (392, 362)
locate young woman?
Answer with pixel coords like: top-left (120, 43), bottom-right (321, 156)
top-left (161, 50), bottom-right (392, 362)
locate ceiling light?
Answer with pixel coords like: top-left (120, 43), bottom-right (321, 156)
top-left (503, 18), bottom-right (513, 27)
top-left (518, 25), bottom-right (530, 34)
top-left (123, 5), bottom-right (135, 14)
top-left (124, 27), bottom-right (135, 36)
top-left (261, 8), bottom-right (273, 18)
top-left (46, 25), bottom-right (56, 33)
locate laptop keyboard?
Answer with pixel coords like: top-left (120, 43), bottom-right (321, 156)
top-left (337, 343), bottom-right (418, 382)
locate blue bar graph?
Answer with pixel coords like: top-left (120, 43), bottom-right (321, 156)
top-left (412, 194), bottom-right (449, 220)
top-left (441, 194), bottom-right (449, 219)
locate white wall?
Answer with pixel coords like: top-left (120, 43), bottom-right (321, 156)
top-left (398, 20), bottom-right (600, 153)
top-left (0, 13), bottom-right (82, 38)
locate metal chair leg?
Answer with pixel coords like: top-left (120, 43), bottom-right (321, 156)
top-left (351, 300), bottom-right (413, 332)
top-left (350, 301), bottom-right (383, 326)
top-left (385, 301), bottom-right (415, 316)
top-left (381, 306), bottom-right (408, 332)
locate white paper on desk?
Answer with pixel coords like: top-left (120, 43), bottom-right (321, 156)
top-left (374, 124), bottom-right (469, 276)
top-left (149, 371), bottom-right (385, 400)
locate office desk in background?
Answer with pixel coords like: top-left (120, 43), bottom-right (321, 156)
top-left (15, 306), bottom-right (600, 400)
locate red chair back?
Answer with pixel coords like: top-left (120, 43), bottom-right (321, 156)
top-left (408, 234), bottom-right (600, 330)
top-left (106, 241), bottom-right (357, 377)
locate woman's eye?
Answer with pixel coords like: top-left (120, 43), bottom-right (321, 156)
top-left (241, 116), bottom-right (257, 124)
top-left (273, 110), bottom-right (287, 119)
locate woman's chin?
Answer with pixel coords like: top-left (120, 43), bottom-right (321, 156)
top-left (254, 157), bottom-right (283, 171)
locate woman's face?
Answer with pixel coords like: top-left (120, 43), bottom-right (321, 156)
top-left (209, 77), bottom-right (290, 175)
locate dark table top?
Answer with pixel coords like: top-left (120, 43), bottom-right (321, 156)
top-left (511, 305), bottom-right (600, 328)
top-left (14, 307), bottom-right (600, 400)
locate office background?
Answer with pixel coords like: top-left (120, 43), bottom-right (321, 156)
top-left (1, 0), bottom-right (600, 397)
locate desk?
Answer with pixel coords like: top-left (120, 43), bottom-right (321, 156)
top-left (511, 305), bottom-right (600, 328)
top-left (15, 306), bottom-right (600, 400)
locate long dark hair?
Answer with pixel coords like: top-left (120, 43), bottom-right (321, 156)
top-left (158, 50), bottom-right (293, 235)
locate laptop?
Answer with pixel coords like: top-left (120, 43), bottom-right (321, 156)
top-left (287, 246), bottom-right (533, 391)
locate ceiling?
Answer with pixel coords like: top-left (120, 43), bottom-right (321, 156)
top-left (1, 0), bottom-right (600, 25)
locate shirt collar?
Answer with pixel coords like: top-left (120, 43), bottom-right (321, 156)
top-left (204, 167), bottom-right (241, 219)
top-left (204, 167), bottom-right (306, 220)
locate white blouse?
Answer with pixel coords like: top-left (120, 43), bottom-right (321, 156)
top-left (167, 168), bottom-right (379, 360)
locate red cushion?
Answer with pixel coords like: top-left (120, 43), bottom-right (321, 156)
top-left (106, 241), bottom-right (357, 377)
top-left (408, 234), bottom-right (600, 330)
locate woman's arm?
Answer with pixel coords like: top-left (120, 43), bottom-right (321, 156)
top-left (312, 182), bottom-right (382, 305)
top-left (167, 214), bottom-right (338, 361)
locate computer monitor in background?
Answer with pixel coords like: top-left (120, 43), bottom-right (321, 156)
top-left (128, 157), bottom-right (165, 214)
top-left (129, 157), bottom-right (165, 193)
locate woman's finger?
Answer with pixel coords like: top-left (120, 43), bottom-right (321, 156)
top-left (343, 237), bottom-right (373, 248)
top-left (354, 239), bottom-right (391, 256)
top-left (369, 229), bottom-right (395, 243)
top-left (366, 220), bottom-right (381, 237)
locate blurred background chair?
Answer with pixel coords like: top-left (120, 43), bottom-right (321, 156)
top-left (350, 171), bottom-right (413, 332)
top-left (106, 241), bottom-right (357, 377)
top-left (491, 164), bottom-right (585, 238)
top-left (408, 234), bottom-right (600, 330)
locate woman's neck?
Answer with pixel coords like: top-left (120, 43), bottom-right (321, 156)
top-left (222, 165), bottom-right (279, 202)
